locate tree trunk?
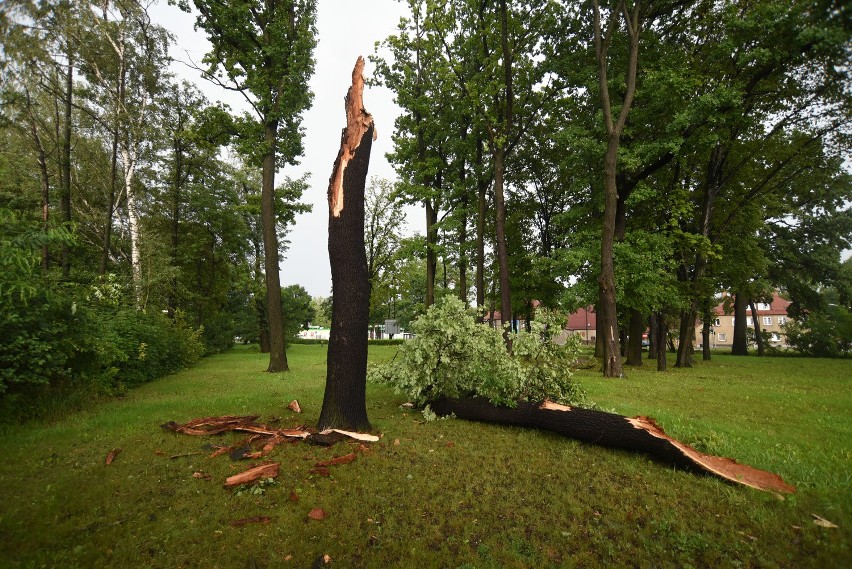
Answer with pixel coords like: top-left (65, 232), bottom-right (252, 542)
top-left (475, 139), bottom-right (487, 319)
top-left (493, 146), bottom-right (512, 348)
top-left (430, 397), bottom-right (794, 494)
top-left (60, 51), bottom-right (73, 278)
top-left (593, 0), bottom-right (640, 377)
top-left (626, 309), bottom-right (644, 365)
top-left (319, 57), bottom-right (374, 432)
top-left (120, 143), bottom-right (143, 305)
top-left (261, 120), bottom-right (289, 372)
top-left (425, 196), bottom-right (438, 308)
top-left (648, 313), bottom-right (658, 360)
top-left (656, 312), bottom-right (667, 371)
top-left (731, 292), bottom-right (749, 355)
top-left (99, 126), bottom-right (120, 276)
top-left (675, 307), bottom-right (697, 367)
top-left (458, 124), bottom-right (469, 306)
top-left (702, 318), bottom-right (711, 361)
top-left (494, 0), bottom-right (513, 350)
top-left (749, 300), bottom-right (765, 356)
top-left (598, 135), bottom-right (622, 376)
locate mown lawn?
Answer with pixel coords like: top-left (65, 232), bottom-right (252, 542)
top-left (0, 345), bottom-right (849, 568)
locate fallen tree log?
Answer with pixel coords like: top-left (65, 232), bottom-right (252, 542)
top-left (429, 397), bottom-right (794, 494)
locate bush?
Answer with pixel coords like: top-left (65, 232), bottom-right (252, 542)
top-left (784, 307), bottom-right (852, 358)
top-left (0, 284), bottom-right (204, 422)
top-left (368, 297), bottom-right (586, 409)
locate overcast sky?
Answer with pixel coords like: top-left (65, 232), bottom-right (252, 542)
top-left (150, 1), bottom-right (412, 297)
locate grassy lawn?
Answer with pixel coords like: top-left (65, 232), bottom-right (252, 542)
top-left (0, 345), bottom-right (849, 568)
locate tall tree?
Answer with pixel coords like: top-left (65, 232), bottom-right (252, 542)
top-left (185, 0), bottom-right (318, 372)
top-left (592, 0), bottom-right (640, 377)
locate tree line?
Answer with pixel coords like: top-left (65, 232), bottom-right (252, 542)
top-left (366, 0), bottom-right (852, 371)
top-left (0, 0), bottom-right (319, 419)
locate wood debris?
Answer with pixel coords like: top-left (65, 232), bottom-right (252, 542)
top-left (288, 400), bottom-right (302, 413)
top-left (105, 448), bottom-right (122, 465)
top-left (812, 514), bottom-right (838, 528)
top-left (308, 508), bottom-right (327, 521)
top-left (315, 452), bottom-right (357, 468)
top-left (224, 462), bottom-right (280, 488)
top-left (192, 471), bottom-right (212, 480)
top-left (319, 428), bottom-right (379, 442)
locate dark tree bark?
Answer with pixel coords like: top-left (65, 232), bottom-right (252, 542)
top-left (491, 0), bottom-right (514, 349)
top-left (262, 119), bottom-right (289, 372)
top-left (430, 397), bottom-right (794, 494)
top-left (59, 52), bottom-right (73, 278)
top-left (648, 313), bottom-right (658, 360)
top-left (749, 300), bottom-right (766, 356)
top-left (731, 292), bottom-right (749, 355)
top-left (656, 312), bottom-right (667, 371)
top-left (319, 57), bottom-right (374, 432)
top-left (701, 316), bottom-right (712, 361)
top-left (425, 182), bottom-right (439, 308)
top-left (458, 123), bottom-right (469, 305)
top-left (475, 138), bottom-right (487, 320)
top-left (593, 0), bottom-right (640, 377)
top-left (626, 309), bottom-right (645, 365)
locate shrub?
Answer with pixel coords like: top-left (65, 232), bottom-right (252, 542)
top-left (368, 297), bottom-right (586, 408)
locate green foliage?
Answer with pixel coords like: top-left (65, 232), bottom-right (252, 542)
top-left (280, 284), bottom-right (314, 346)
top-left (784, 307), bottom-right (852, 358)
top-left (369, 297), bottom-right (586, 408)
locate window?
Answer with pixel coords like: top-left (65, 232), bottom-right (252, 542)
top-left (778, 316), bottom-right (787, 325)
top-left (713, 318), bottom-right (721, 327)
top-left (717, 333), bottom-right (727, 342)
top-left (757, 303), bottom-right (771, 311)
top-left (747, 317), bottom-right (754, 326)
top-left (762, 316), bottom-right (772, 326)
top-left (731, 317), bottom-right (736, 326)
top-left (771, 332), bottom-right (781, 342)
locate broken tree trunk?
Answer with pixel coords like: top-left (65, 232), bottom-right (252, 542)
top-left (430, 397), bottom-right (794, 494)
top-left (318, 56), bottom-right (374, 432)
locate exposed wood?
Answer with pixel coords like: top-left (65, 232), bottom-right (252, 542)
top-left (288, 400), bottom-right (302, 413)
top-left (320, 429), bottom-right (379, 442)
top-left (224, 462), bottom-right (280, 488)
top-left (430, 397), bottom-right (794, 494)
top-left (315, 452), bottom-right (357, 468)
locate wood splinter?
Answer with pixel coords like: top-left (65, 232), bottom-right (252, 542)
top-left (328, 56), bottom-right (376, 218)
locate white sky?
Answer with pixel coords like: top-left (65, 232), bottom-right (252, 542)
top-left (150, 0), bottom-right (412, 297)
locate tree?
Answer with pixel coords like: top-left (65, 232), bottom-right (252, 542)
top-left (280, 284), bottom-right (314, 344)
top-left (185, 0), bottom-right (318, 372)
top-left (364, 177), bottom-right (406, 321)
top-left (318, 57), bottom-right (374, 432)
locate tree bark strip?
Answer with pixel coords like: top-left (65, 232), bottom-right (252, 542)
top-left (319, 57), bottom-right (374, 432)
top-left (430, 397), bottom-right (794, 494)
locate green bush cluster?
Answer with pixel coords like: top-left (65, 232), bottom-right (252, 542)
top-left (368, 297), bottom-right (586, 409)
top-left (0, 286), bottom-right (203, 423)
top-left (783, 307), bottom-right (852, 358)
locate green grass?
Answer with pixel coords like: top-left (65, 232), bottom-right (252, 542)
top-left (0, 345), bottom-right (849, 568)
